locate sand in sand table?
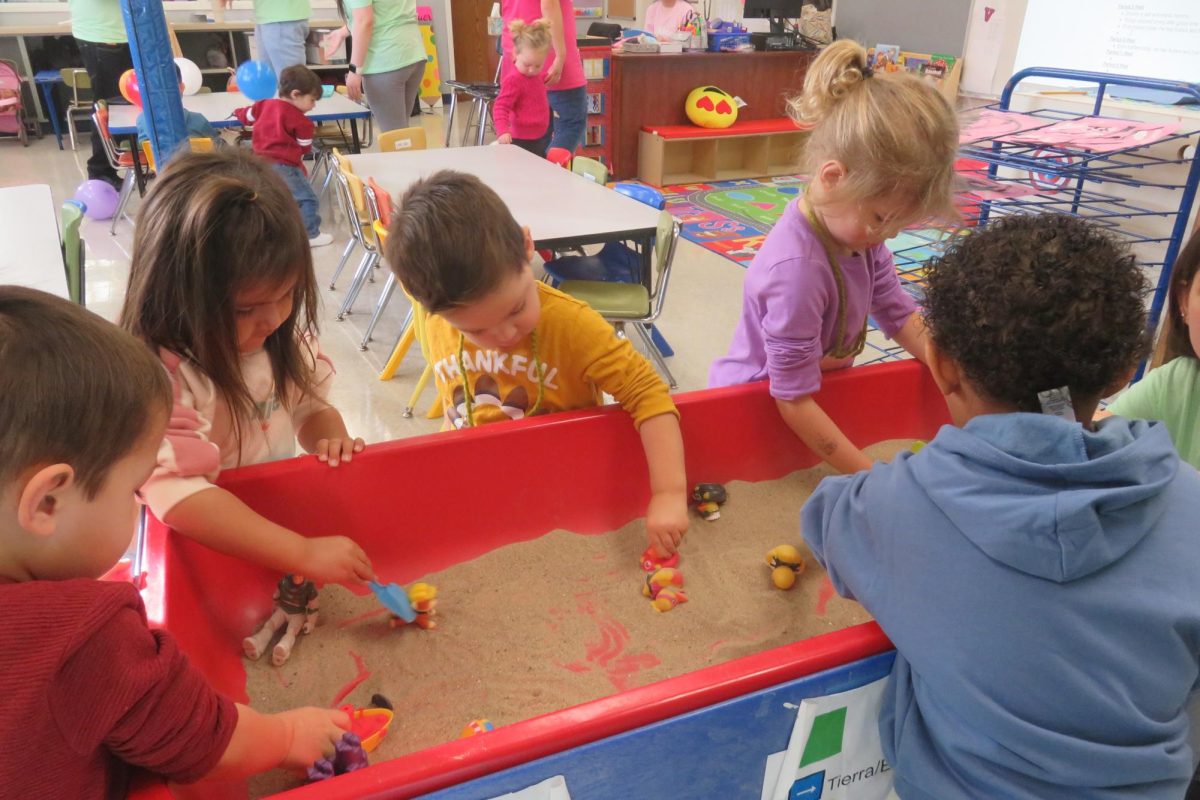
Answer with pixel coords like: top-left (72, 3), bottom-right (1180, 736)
top-left (245, 440), bottom-right (913, 796)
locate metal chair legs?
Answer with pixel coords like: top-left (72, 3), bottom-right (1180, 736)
top-left (360, 272), bottom-right (398, 350)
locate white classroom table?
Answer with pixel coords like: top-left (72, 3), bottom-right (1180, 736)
top-left (0, 184), bottom-right (68, 300)
top-left (108, 91), bottom-right (371, 151)
top-left (350, 146), bottom-right (662, 283)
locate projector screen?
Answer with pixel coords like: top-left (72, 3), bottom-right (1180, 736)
top-left (1013, 0), bottom-right (1200, 83)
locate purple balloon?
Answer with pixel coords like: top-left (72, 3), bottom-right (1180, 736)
top-left (74, 180), bottom-right (120, 221)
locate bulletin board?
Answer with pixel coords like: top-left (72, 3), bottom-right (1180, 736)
top-left (607, 0), bottom-right (637, 19)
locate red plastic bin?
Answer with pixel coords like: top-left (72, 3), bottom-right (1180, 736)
top-left (135, 360), bottom-right (949, 798)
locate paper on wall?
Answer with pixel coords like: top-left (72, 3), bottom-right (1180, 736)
top-left (961, 0), bottom-right (1008, 96)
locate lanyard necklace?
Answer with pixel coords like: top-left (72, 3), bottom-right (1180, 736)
top-left (455, 328), bottom-right (545, 427)
top-left (801, 195), bottom-right (868, 360)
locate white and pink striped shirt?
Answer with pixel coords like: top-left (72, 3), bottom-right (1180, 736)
top-left (141, 336), bottom-right (335, 519)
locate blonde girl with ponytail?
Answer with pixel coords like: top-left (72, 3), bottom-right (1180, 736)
top-left (710, 40), bottom-right (959, 473)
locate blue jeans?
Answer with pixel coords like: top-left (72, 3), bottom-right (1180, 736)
top-left (274, 163), bottom-right (321, 238)
top-left (255, 20), bottom-right (309, 77)
top-left (548, 86), bottom-right (587, 153)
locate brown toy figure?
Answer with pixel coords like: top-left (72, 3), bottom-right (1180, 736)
top-left (243, 574), bottom-right (319, 665)
top-left (692, 483), bottom-right (727, 521)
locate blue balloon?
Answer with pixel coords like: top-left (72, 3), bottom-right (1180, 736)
top-left (236, 60), bottom-right (277, 102)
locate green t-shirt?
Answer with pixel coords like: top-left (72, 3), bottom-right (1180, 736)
top-left (1108, 356), bottom-right (1200, 468)
top-left (254, 0), bottom-right (312, 25)
top-left (68, 0), bottom-right (127, 44)
top-left (344, 0), bottom-right (424, 75)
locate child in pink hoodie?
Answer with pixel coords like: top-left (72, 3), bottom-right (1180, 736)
top-left (493, 19), bottom-right (553, 157)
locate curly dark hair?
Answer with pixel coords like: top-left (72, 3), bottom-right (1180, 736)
top-left (924, 213), bottom-right (1150, 412)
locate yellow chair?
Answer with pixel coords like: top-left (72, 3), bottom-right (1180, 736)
top-left (334, 169), bottom-right (382, 320)
top-left (139, 137), bottom-right (214, 171)
top-left (375, 225), bottom-right (438, 418)
top-left (378, 126), bottom-right (427, 152)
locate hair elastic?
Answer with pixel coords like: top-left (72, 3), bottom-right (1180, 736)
top-left (861, 65), bottom-right (874, 79)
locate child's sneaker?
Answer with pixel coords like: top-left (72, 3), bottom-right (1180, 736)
top-left (309, 232), bottom-right (333, 248)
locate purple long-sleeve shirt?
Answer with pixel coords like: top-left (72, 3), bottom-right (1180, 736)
top-left (709, 201), bottom-right (917, 400)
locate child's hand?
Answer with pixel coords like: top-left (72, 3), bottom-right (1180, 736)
top-left (497, 133), bottom-right (513, 145)
top-left (299, 535), bottom-right (374, 584)
top-left (277, 707), bottom-right (351, 770)
top-left (315, 437), bottom-right (365, 467)
top-left (646, 490), bottom-right (688, 557)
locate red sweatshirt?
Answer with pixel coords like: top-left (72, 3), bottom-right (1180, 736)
top-left (233, 98), bottom-right (314, 169)
top-left (0, 579), bottom-right (238, 799)
top-left (492, 69), bottom-right (550, 140)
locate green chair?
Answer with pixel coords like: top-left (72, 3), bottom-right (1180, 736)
top-left (571, 155), bottom-right (609, 185)
top-left (559, 210), bottom-right (680, 388)
top-left (60, 201), bottom-right (86, 304)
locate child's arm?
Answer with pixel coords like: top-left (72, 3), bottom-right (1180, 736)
top-left (540, 0), bottom-right (567, 84)
top-left (491, 76), bottom-right (516, 145)
top-left (164, 488), bottom-right (374, 584)
top-left (296, 406), bottom-right (365, 467)
top-left (891, 312), bottom-right (929, 365)
top-left (777, 395), bottom-right (874, 474)
top-left (206, 705), bottom-right (349, 780)
top-left (639, 412), bottom-right (689, 557)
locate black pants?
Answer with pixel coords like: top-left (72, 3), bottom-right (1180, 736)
top-left (76, 39), bottom-right (134, 183)
top-left (513, 126), bottom-right (552, 159)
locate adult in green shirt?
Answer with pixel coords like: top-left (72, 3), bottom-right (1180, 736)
top-left (323, 0), bottom-right (425, 132)
top-left (1107, 232), bottom-right (1200, 468)
top-left (219, 0), bottom-right (312, 77)
top-left (67, 0), bottom-right (133, 187)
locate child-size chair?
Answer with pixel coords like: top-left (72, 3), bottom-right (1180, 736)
top-left (359, 177), bottom-right (411, 350)
top-left (61, 68), bottom-right (93, 151)
top-left (327, 148), bottom-right (379, 305)
top-left (90, 100), bottom-right (139, 235)
top-left (372, 224), bottom-right (437, 418)
top-left (444, 52), bottom-right (501, 147)
top-left (571, 155), bottom-right (609, 184)
top-left (60, 201), bottom-right (86, 304)
top-left (557, 210), bottom-right (681, 387)
top-left (0, 60), bottom-right (31, 146)
top-left (378, 126), bottom-right (427, 152)
top-left (334, 168), bottom-right (383, 320)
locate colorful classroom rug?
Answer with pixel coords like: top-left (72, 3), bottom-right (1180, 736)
top-left (661, 175), bottom-right (955, 290)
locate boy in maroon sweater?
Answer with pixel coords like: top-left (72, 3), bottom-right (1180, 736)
top-left (234, 65), bottom-right (332, 247)
top-left (0, 288), bottom-right (349, 798)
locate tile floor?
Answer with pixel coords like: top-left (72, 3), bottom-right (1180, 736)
top-left (2, 108), bottom-right (751, 445)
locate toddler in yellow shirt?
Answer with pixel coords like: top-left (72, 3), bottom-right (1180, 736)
top-left (385, 170), bottom-right (688, 556)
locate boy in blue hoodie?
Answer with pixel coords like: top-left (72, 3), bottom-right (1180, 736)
top-left (803, 213), bottom-right (1200, 799)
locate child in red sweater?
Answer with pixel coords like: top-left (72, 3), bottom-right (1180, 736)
top-left (0, 288), bottom-right (350, 798)
top-left (234, 65), bottom-right (332, 247)
top-left (494, 19), bottom-right (553, 157)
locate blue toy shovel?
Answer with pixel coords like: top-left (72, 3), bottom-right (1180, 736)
top-left (368, 581), bottom-right (416, 624)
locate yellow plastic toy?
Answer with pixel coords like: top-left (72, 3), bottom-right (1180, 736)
top-left (766, 545), bottom-right (806, 590)
top-left (643, 567), bottom-right (687, 612)
top-left (685, 85), bottom-right (738, 129)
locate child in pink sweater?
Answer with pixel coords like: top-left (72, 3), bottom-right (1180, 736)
top-left (494, 19), bottom-right (552, 157)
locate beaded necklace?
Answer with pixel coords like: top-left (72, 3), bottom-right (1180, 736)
top-left (801, 196), bottom-right (868, 360)
top-left (455, 328), bottom-right (545, 427)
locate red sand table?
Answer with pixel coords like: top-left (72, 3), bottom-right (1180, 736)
top-left (133, 361), bottom-right (950, 798)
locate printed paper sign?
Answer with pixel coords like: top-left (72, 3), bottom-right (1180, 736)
top-left (763, 678), bottom-right (893, 800)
